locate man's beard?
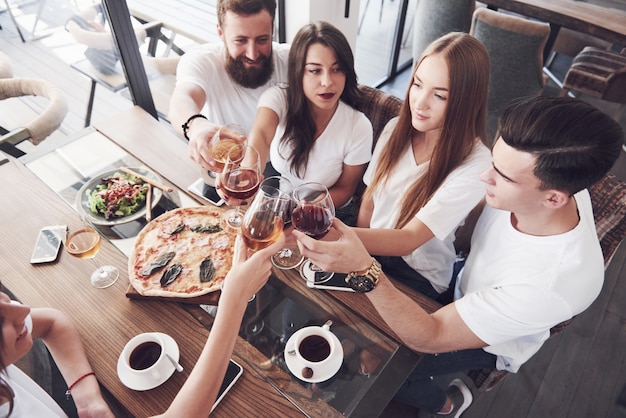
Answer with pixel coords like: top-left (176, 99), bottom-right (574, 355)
top-left (225, 51), bottom-right (274, 89)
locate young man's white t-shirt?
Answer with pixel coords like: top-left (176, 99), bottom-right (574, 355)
top-left (259, 86), bottom-right (373, 190)
top-left (455, 190), bottom-right (604, 372)
top-left (176, 42), bottom-right (290, 132)
top-left (363, 118), bottom-right (491, 292)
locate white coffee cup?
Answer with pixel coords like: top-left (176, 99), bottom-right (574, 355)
top-left (293, 322), bottom-right (337, 379)
top-left (121, 333), bottom-right (169, 382)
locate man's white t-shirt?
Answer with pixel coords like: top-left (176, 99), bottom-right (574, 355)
top-left (363, 118), bottom-right (491, 292)
top-left (176, 42), bottom-right (290, 132)
top-left (259, 86), bottom-right (373, 189)
top-left (455, 190), bottom-right (604, 372)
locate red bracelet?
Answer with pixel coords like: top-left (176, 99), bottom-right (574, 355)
top-left (65, 371), bottom-right (96, 399)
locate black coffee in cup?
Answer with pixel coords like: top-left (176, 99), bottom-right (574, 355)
top-left (299, 334), bottom-right (331, 362)
top-left (129, 341), bottom-right (162, 370)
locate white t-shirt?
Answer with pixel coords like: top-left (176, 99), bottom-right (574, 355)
top-left (0, 365), bottom-right (67, 417)
top-left (363, 118), bottom-right (491, 292)
top-left (259, 86), bottom-right (373, 189)
top-left (176, 42), bottom-right (290, 132)
top-left (455, 191), bottom-right (604, 372)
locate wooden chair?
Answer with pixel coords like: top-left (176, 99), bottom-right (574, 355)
top-left (346, 85), bottom-right (403, 222)
top-left (560, 47), bottom-right (626, 121)
top-left (467, 173), bottom-right (626, 392)
top-left (470, 7), bottom-right (550, 143)
top-left (357, 84), bottom-right (403, 147)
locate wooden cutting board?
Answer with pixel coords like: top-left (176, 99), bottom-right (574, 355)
top-left (125, 284), bottom-right (221, 305)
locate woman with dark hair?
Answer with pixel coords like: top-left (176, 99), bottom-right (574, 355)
top-left (248, 21), bottom-right (373, 215)
top-left (0, 293), bottom-right (112, 417)
top-left (351, 32), bottom-right (492, 299)
top-left (0, 233), bottom-right (285, 417)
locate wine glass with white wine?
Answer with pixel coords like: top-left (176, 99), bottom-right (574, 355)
top-left (65, 226), bottom-right (119, 288)
top-left (261, 176), bottom-right (305, 270)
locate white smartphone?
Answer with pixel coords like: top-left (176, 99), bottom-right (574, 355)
top-left (211, 359), bottom-right (243, 412)
top-left (187, 178), bottom-right (225, 206)
top-left (30, 225), bottom-right (67, 264)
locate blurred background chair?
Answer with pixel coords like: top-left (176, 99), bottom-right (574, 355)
top-left (560, 47), bottom-right (626, 122)
top-left (65, 3), bottom-right (163, 126)
top-left (543, 28), bottom-right (612, 89)
top-left (0, 51), bottom-right (68, 158)
top-left (470, 7), bottom-right (550, 143)
top-left (412, 0), bottom-right (476, 60)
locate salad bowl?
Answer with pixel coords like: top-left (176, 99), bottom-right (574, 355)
top-left (76, 167), bottom-right (163, 226)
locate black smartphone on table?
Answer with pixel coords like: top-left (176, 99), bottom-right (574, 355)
top-left (211, 359), bottom-right (244, 412)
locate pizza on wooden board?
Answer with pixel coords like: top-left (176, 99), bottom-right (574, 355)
top-left (129, 207), bottom-right (235, 298)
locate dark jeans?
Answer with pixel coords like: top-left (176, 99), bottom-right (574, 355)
top-left (394, 348), bottom-right (497, 412)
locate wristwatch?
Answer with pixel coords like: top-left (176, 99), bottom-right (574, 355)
top-left (345, 258), bottom-right (382, 293)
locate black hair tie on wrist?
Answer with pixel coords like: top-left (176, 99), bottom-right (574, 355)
top-left (182, 114), bottom-right (207, 140)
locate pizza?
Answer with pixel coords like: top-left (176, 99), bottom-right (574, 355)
top-left (129, 206), bottom-right (235, 298)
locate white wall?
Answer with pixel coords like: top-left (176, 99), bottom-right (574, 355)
top-left (283, 0), bottom-right (360, 51)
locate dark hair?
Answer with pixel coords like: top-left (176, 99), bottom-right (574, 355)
top-left (366, 32), bottom-right (490, 228)
top-left (281, 21), bottom-right (362, 177)
top-left (217, 0), bottom-right (276, 27)
top-left (498, 95), bottom-right (623, 194)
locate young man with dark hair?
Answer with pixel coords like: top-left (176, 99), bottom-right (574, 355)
top-left (169, 0), bottom-right (289, 171)
top-left (294, 96), bottom-right (624, 416)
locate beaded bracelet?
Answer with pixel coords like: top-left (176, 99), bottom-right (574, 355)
top-left (182, 114), bottom-right (208, 140)
top-left (65, 371), bottom-right (96, 399)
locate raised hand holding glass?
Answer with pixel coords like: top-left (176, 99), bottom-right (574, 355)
top-left (219, 144), bottom-right (261, 232)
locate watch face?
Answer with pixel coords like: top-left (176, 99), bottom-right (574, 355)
top-left (347, 275), bottom-right (375, 293)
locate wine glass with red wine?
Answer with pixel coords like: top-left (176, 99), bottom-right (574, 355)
top-left (291, 182), bottom-right (335, 284)
top-left (218, 144), bottom-right (261, 232)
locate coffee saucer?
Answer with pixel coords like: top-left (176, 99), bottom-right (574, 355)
top-left (284, 328), bottom-right (343, 383)
top-left (117, 332), bottom-right (179, 391)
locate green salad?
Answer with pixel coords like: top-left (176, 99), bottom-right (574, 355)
top-left (87, 172), bottom-right (149, 220)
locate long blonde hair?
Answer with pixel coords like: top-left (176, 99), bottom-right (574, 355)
top-left (365, 32), bottom-right (489, 228)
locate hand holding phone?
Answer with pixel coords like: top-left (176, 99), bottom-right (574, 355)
top-left (30, 225), bottom-right (67, 264)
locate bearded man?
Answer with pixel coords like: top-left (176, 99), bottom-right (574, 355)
top-left (170, 0), bottom-right (289, 171)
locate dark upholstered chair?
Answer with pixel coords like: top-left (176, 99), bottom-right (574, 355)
top-left (467, 173), bottom-right (626, 392)
top-left (411, 0), bottom-right (476, 60)
top-left (470, 7), bottom-right (550, 143)
top-left (560, 47), bottom-right (626, 121)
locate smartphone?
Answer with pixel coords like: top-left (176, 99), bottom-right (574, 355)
top-left (187, 178), bottom-right (224, 206)
top-left (306, 272), bottom-right (355, 292)
top-left (211, 359), bottom-right (244, 412)
top-left (30, 225), bottom-right (67, 264)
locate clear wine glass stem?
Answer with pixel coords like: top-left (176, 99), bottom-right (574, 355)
top-left (228, 206), bottom-right (243, 227)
